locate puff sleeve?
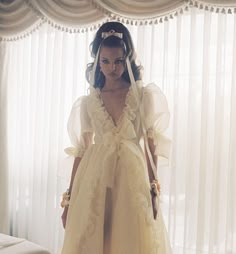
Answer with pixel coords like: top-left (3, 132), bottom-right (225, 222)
top-left (64, 96), bottom-right (93, 158)
top-left (141, 84), bottom-right (171, 159)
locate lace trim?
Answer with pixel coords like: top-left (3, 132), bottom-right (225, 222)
top-left (99, 86), bottom-right (131, 128)
top-left (88, 84), bottom-right (139, 132)
top-left (87, 87), bottom-right (114, 132)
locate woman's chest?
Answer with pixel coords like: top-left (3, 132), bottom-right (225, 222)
top-left (100, 91), bottom-right (128, 125)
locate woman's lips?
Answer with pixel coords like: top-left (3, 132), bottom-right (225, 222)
top-left (109, 72), bottom-right (117, 77)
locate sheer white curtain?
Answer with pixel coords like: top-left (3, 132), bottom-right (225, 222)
top-left (0, 42), bottom-right (10, 233)
top-left (4, 24), bottom-right (95, 252)
top-left (132, 8), bottom-right (236, 253)
top-left (1, 7), bottom-right (236, 254)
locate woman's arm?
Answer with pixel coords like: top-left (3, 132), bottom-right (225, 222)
top-left (61, 156), bottom-right (81, 229)
top-left (61, 132), bottom-right (93, 228)
top-left (68, 131), bottom-right (93, 193)
top-left (144, 136), bottom-right (160, 220)
top-left (144, 136), bottom-right (158, 182)
top-left (68, 156), bottom-right (82, 194)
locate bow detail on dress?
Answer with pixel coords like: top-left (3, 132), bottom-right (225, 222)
top-left (102, 120), bottom-right (137, 150)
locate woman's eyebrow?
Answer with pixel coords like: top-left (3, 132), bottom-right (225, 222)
top-left (100, 56), bottom-right (124, 60)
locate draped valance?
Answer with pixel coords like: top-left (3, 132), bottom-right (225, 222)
top-left (1, 0), bottom-right (236, 40)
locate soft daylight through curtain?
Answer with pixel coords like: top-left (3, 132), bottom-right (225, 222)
top-left (2, 7), bottom-right (236, 254)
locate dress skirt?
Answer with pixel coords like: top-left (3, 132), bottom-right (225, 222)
top-left (61, 141), bottom-right (172, 254)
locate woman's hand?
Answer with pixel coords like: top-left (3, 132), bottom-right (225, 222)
top-left (151, 194), bottom-right (158, 220)
top-left (150, 180), bottom-right (160, 220)
top-left (61, 206), bottom-right (69, 229)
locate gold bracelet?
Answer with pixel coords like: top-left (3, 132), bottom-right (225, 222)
top-left (60, 189), bottom-right (70, 208)
top-left (150, 179), bottom-right (160, 196)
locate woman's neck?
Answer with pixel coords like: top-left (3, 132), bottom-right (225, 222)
top-left (102, 79), bottom-right (129, 91)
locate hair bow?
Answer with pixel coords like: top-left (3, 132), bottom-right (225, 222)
top-left (101, 29), bottom-right (123, 39)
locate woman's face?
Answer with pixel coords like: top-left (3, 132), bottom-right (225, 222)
top-left (99, 46), bottom-right (126, 82)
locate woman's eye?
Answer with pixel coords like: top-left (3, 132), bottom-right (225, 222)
top-left (101, 60), bottom-right (109, 64)
top-left (115, 59), bottom-right (124, 64)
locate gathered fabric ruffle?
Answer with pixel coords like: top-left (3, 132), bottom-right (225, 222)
top-left (65, 82), bottom-right (171, 160)
top-left (61, 81), bottom-right (172, 254)
top-left (140, 83), bottom-right (171, 160)
top-left (87, 84), bottom-right (140, 131)
top-left (147, 128), bottom-right (171, 159)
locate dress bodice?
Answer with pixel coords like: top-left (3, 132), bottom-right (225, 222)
top-left (65, 81), bottom-right (171, 160)
top-left (86, 84), bottom-right (142, 146)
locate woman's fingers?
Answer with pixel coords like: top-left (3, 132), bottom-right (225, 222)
top-left (152, 196), bottom-right (158, 220)
top-left (61, 208), bottom-right (68, 229)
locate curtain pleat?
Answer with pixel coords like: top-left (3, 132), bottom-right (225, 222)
top-left (1, 0), bottom-right (236, 39)
top-left (196, 10), bottom-right (211, 252)
top-left (226, 12), bottom-right (236, 253)
top-left (0, 42), bottom-right (10, 234)
top-left (5, 26), bottom-right (91, 251)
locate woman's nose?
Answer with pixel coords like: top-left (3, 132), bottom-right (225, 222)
top-left (111, 63), bottom-right (116, 71)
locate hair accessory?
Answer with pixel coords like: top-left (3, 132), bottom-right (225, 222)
top-left (101, 29), bottom-right (123, 39)
top-left (90, 29), bottom-right (123, 86)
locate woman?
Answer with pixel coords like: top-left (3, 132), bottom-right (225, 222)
top-left (61, 21), bottom-right (172, 254)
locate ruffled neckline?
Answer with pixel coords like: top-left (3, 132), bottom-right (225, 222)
top-left (88, 83), bottom-right (141, 130)
top-left (99, 86), bottom-right (132, 127)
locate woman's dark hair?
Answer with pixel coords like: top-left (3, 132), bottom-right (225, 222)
top-left (86, 22), bottom-right (143, 88)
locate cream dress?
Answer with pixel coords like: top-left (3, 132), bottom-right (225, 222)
top-left (61, 81), bottom-right (172, 254)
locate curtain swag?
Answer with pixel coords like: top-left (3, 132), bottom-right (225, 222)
top-left (0, 0), bottom-right (236, 40)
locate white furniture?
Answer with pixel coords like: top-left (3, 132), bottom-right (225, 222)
top-left (0, 234), bottom-right (50, 254)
